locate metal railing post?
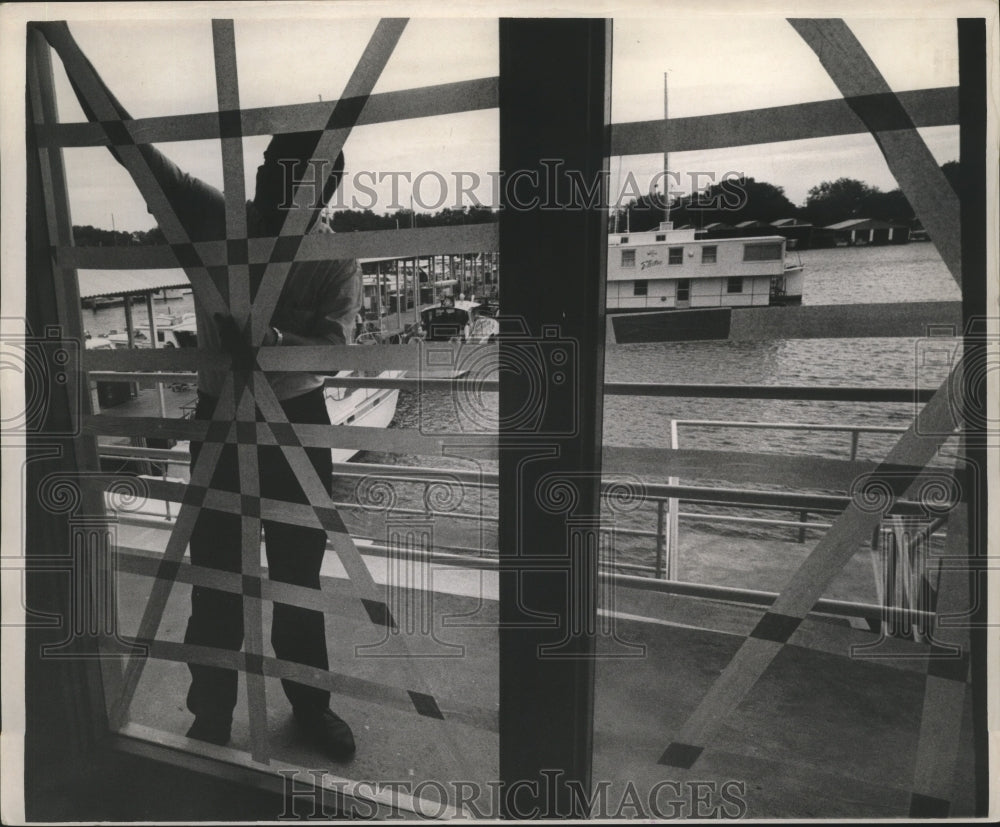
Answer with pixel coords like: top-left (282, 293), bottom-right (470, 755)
top-left (667, 419), bottom-right (680, 580)
top-left (797, 510), bottom-right (808, 543)
top-left (163, 459), bottom-right (174, 521)
top-left (655, 500), bottom-right (666, 579)
top-left (849, 429), bottom-right (860, 461)
top-left (163, 481), bottom-right (172, 521)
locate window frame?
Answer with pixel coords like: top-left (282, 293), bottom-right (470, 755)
top-left (20, 14), bottom-right (992, 823)
top-left (743, 242), bottom-right (783, 261)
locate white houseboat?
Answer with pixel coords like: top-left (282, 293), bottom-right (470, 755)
top-left (606, 222), bottom-right (804, 342)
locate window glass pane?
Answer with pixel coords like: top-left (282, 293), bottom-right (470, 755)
top-left (743, 242), bottom-right (783, 261)
top-left (633, 279), bottom-right (648, 296)
top-left (48, 17), bottom-right (501, 818)
top-left (599, 14), bottom-right (972, 822)
top-left (622, 249), bottom-right (636, 267)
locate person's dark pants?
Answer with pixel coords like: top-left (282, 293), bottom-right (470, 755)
top-left (184, 386), bottom-right (333, 722)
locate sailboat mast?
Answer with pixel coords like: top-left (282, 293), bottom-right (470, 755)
top-left (663, 71), bottom-right (670, 227)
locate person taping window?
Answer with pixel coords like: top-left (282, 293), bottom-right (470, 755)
top-left (38, 22), bottom-right (360, 762)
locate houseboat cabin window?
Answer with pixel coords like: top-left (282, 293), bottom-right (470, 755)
top-left (655, 233), bottom-right (666, 241)
top-left (743, 242), bottom-right (783, 261)
top-left (621, 249), bottom-right (636, 267)
top-left (727, 276), bottom-right (744, 293)
top-left (633, 280), bottom-right (648, 297)
top-left (620, 236), bottom-right (629, 244)
top-left (702, 245), bottom-right (717, 264)
top-left (668, 247), bottom-right (684, 265)
top-left (676, 279), bottom-right (690, 301)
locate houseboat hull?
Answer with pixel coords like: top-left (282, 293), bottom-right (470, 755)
top-left (607, 297), bottom-right (803, 344)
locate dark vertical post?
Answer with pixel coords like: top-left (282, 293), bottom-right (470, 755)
top-left (498, 17), bottom-right (611, 819)
top-left (957, 17), bottom-right (989, 815)
top-left (25, 35), bottom-right (105, 811)
top-left (394, 263), bottom-right (401, 333)
top-left (123, 293), bottom-right (135, 347)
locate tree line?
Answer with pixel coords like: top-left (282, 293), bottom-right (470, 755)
top-left (72, 205), bottom-right (497, 246)
top-left (71, 225), bottom-right (167, 247)
top-left (619, 161), bottom-right (960, 233)
top-left (72, 163), bottom-right (958, 243)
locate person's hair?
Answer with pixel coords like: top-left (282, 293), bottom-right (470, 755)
top-left (253, 131), bottom-right (345, 234)
top-left (440, 295), bottom-right (455, 307)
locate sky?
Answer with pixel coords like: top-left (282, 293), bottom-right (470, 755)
top-left (47, 13), bottom-right (960, 230)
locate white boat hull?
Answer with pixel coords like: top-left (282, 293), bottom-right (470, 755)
top-left (325, 380), bottom-right (401, 463)
top-left (102, 373), bottom-right (401, 518)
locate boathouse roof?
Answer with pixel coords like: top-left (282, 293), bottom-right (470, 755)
top-left (78, 269), bottom-right (190, 299)
top-left (824, 217), bottom-right (899, 231)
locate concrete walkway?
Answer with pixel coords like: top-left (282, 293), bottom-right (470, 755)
top-left (105, 519), bottom-right (975, 819)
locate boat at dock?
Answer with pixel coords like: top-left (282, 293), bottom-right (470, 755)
top-left (324, 372), bottom-right (401, 463)
top-left (606, 221), bottom-right (805, 343)
top-left (103, 313), bottom-right (200, 350)
top-left (93, 320), bottom-right (402, 468)
top-left (416, 298), bottom-right (500, 344)
top-left (137, 313), bottom-right (198, 349)
top-left (81, 295), bottom-right (123, 310)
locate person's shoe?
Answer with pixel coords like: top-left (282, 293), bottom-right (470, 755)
top-left (186, 715), bottom-right (232, 746)
top-left (294, 707), bottom-right (356, 762)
